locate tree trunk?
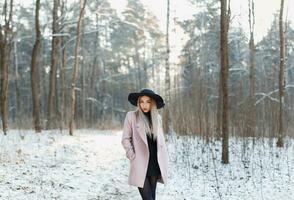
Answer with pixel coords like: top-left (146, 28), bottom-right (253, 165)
top-left (30, 0), bottom-right (42, 133)
top-left (220, 0), bottom-right (229, 164)
top-left (47, 0), bottom-right (60, 129)
top-left (277, 0), bottom-right (285, 148)
top-left (163, 0), bottom-right (172, 135)
top-left (59, 0), bottom-right (67, 131)
top-left (60, 37), bottom-right (67, 131)
top-left (0, 0), bottom-right (13, 135)
top-left (247, 0), bottom-right (256, 138)
top-left (69, 0), bottom-right (87, 135)
top-left (81, 22), bottom-right (86, 128)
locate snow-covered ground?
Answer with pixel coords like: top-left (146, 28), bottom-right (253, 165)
top-left (0, 129), bottom-right (293, 200)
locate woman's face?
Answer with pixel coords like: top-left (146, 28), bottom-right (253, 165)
top-left (139, 95), bottom-right (152, 113)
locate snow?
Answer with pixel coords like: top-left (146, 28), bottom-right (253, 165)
top-left (0, 129), bottom-right (293, 200)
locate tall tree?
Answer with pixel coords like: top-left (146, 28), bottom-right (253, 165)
top-left (220, 0), bottom-right (229, 164)
top-left (69, 0), bottom-right (87, 135)
top-left (246, 0), bottom-right (256, 138)
top-left (46, 0), bottom-right (60, 129)
top-left (163, 0), bottom-right (172, 135)
top-left (59, 0), bottom-right (68, 131)
top-left (0, 0), bottom-right (13, 135)
top-left (30, 0), bottom-right (42, 133)
top-left (277, 0), bottom-right (285, 147)
top-left (60, 35), bottom-right (67, 130)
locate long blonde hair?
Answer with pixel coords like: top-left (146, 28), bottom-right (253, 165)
top-left (135, 96), bottom-right (160, 141)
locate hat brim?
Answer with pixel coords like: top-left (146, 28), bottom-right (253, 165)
top-left (128, 92), bottom-right (165, 109)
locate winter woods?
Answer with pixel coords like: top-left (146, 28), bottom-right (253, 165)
top-left (0, 0), bottom-right (293, 158)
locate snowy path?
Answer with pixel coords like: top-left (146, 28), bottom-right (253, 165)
top-left (0, 129), bottom-right (294, 200)
top-left (0, 130), bottom-right (168, 200)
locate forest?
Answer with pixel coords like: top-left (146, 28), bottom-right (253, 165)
top-left (0, 0), bottom-right (294, 199)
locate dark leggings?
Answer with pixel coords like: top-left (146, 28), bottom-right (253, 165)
top-left (138, 175), bottom-right (158, 200)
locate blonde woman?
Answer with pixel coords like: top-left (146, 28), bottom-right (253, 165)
top-left (121, 88), bottom-right (168, 200)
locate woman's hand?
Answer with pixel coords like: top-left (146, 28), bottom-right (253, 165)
top-left (126, 147), bottom-right (135, 160)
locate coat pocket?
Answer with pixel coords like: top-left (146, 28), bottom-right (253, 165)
top-left (126, 147), bottom-right (136, 160)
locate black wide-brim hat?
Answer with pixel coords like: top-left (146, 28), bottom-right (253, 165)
top-left (128, 88), bottom-right (165, 109)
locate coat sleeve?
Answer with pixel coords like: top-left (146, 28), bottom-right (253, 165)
top-left (121, 112), bottom-right (135, 160)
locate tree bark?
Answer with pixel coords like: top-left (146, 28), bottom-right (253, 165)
top-left (247, 0), bottom-right (256, 138)
top-left (81, 22), bottom-right (86, 128)
top-left (277, 0), bottom-right (285, 148)
top-left (60, 37), bottom-right (67, 131)
top-left (0, 0), bottom-right (13, 135)
top-left (59, 0), bottom-right (68, 131)
top-left (220, 0), bottom-right (229, 164)
top-left (69, 0), bottom-right (87, 135)
top-left (163, 0), bottom-right (172, 135)
top-left (46, 0), bottom-right (60, 129)
top-left (30, 0), bottom-right (42, 133)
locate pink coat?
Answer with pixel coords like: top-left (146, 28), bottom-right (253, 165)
top-left (121, 110), bottom-right (168, 188)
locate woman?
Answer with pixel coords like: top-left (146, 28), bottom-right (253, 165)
top-left (121, 88), bottom-right (168, 200)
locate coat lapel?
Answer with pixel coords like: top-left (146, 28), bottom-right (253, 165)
top-left (135, 113), bottom-right (163, 148)
top-left (136, 119), bottom-right (148, 147)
